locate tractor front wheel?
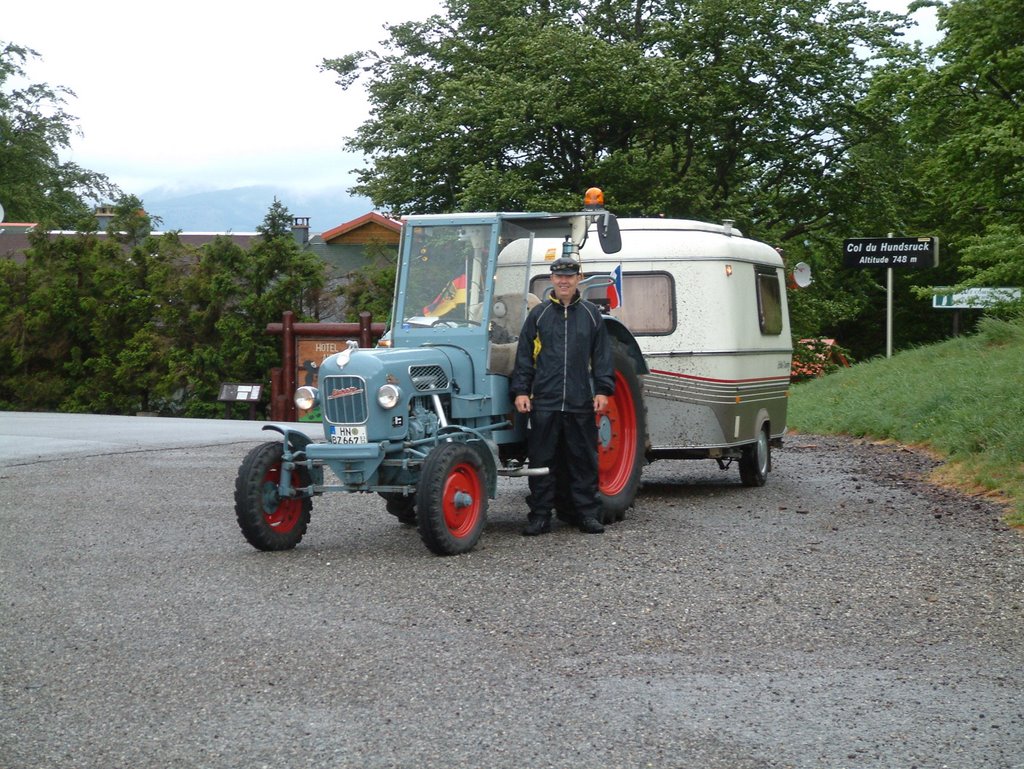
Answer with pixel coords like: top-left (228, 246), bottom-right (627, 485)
top-left (416, 442), bottom-right (488, 556)
top-left (234, 441), bottom-right (312, 551)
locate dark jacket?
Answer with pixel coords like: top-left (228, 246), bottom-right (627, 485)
top-left (510, 289), bottom-right (614, 413)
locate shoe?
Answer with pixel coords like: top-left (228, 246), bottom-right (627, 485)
top-left (554, 507), bottom-right (579, 525)
top-left (578, 517), bottom-right (605, 534)
top-left (521, 517), bottom-right (551, 536)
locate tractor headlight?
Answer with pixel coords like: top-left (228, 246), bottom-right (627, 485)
top-left (294, 386), bottom-right (319, 411)
top-left (376, 383), bottom-right (402, 409)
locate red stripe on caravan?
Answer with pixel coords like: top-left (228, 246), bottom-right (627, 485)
top-left (648, 369), bottom-right (791, 385)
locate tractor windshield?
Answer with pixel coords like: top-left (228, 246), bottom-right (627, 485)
top-left (392, 217), bottom-right (547, 376)
top-left (402, 224), bottom-right (491, 328)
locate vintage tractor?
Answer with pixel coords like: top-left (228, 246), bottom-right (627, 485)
top-left (234, 192), bottom-right (648, 555)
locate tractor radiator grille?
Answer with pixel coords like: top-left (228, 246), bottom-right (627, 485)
top-left (322, 375), bottom-right (368, 424)
top-left (409, 365), bottom-right (448, 391)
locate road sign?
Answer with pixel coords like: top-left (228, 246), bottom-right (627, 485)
top-left (217, 382), bottom-right (263, 419)
top-left (218, 383), bottom-right (263, 402)
top-left (845, 234), bottom-right (939, 360)
top-left (843, 237), bottom-right (939, 269)
top-left (933, 287), bottom-right (1021, 309)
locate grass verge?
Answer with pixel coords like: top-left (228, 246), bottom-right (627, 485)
top-left (788, 313), bottom-right (1024, 526)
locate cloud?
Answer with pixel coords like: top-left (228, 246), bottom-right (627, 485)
top-left (4, 0), bottom-right (441, 194)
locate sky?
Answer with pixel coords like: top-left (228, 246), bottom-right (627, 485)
top-left (4, 0), bottom-right (939, 200)
top-left (4, 0), bottom-right (443, 196)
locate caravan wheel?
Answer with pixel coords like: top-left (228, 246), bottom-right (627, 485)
top-left (597, 342), bottom-right (646, 523)
top-left (739, 424), bottom-right (771, 487)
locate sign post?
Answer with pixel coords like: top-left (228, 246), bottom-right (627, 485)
top-left (217, 383), bottom-right (263, 420)
top-left (843, 235), bottom-right (939, 358)
top-left (887, 253), bottom-right (893, 359)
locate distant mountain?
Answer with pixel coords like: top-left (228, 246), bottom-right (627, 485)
top-left (139, 185), bottom-right (376, 234)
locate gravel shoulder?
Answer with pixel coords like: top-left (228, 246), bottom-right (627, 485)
top-left (1, 431), bottom-right (1022, 769)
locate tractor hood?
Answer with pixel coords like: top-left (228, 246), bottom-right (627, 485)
top-left (315, 345), bottom-right (458, 443)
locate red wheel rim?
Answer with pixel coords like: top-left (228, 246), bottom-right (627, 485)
top-left (261, 462), bottom-right (303, 533)
top-left (597, 369), bottom-right (638, 496)
top-left (441, 462), bottom-right (483, 538)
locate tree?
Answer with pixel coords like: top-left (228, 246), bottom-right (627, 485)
top-left (955, 225), bottom-right (1024, 293)
top-left (339, 262), bottom-right (397, 324)
top-left (161, 235), bottom-right (247, 416)
top-left (323, 0), bottom-right (938, 357)
top-left (0, 198), bottom-right (327, 417)
top-left (0, 42), bottom-right (118, 227)
top-left (105, 193), bottom-right (163, 245)
top-left (73, 201), bottom-right (182, 413)
top-left (246, 200), bottom-right (325, 324)
top-left (0, 197), bottom-right (192, 413)
top-left (850, 0), bottom-right (1024, 347)
top-left (0, 227), bottom-right (114, 411)
top-left (324, 0), bottom-right (912, 234)
top-left (162, 200), bottom-right (327, 417)
top-left (908, 0), bottom-right (1024, 305)
top-left (910, 0), bottom-right (1023, 239)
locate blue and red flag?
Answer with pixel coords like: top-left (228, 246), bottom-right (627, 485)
top-left (607, 264), bottom-right (623, 310)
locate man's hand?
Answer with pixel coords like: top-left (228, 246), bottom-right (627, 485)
top-left (515, 395), bottom-right (532, 413)
top-left (594, 394), bottom-right (609, 413)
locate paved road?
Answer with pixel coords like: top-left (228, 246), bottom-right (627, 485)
top-left (0, 411), bottom-right (319, 464)
top-left (1, 413), bottom-right (1022, 769)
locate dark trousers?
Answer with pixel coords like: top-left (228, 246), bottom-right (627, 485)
top-left (526, 409), bottom-right (601, 521)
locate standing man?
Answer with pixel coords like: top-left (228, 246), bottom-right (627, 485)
top-left (510, 255), bottom-right (615, 535)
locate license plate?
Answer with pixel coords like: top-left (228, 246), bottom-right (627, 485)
top-left (330, 425), bottom-right (367, 444)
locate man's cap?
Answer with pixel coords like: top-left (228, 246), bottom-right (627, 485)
top-left (550, 257), bottom-right (581, 275)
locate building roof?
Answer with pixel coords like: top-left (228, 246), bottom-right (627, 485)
top-left (0, 224), bottom-right (258, 264)
top-left (1, 210), bottom-right (399, 268)
top-left (320, 212), bottom-right (401, 244)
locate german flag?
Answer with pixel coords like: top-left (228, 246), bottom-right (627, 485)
top-left (423, 273), bottom-right (468, 316)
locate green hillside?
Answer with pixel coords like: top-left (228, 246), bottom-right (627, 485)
top-left (788, 314), bottom-right (1024, 525)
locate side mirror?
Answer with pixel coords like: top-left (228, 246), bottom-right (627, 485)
top-left (597, 213), bottom-right (622, 254)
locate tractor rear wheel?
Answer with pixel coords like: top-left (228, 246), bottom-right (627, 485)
top-left (597, 342), bottom-right (646, 523)
top-left (380, 492), bottom-right (417, 525)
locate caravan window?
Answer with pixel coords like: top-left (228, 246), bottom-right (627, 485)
top-left (529, 271), bottom-right (675, 335)
top-left (755, 267), bottom-right (783, 335)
